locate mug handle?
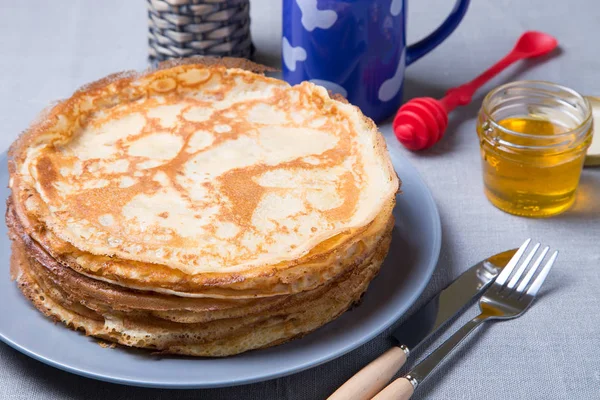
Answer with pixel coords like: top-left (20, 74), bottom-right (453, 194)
top-left (405, 0), bottom-right (470, 66)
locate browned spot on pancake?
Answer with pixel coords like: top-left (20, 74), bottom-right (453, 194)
top-left (218, 167), bottom-right (266, 227)
top-left (324, 172), bottom-right (359, 222)
top-left (150, 77), bottom-right (177, 93)
top-left (68, 180), bottom-right (160, 232)
top-left (158, 212), bottom-right (169, 219)
top-left (35, 156), bottom-right (59, 198)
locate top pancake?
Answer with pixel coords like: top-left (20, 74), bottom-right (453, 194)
top-left (10, 62), bottom-right (398, 277)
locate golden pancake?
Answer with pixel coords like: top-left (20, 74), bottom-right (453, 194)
top-left (9, 61), bottom-right (398, 294)
top-left (7, 57), bottom-right (400, 356)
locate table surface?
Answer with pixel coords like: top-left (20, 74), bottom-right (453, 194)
top-left (1, 0), bottom-right (599, 399)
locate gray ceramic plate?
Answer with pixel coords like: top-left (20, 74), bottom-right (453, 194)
top-left (0, 143), bottom-right (441, 389)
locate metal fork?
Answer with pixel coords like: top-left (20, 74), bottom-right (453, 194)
top-left (372, 239), bottom-right (558, 400)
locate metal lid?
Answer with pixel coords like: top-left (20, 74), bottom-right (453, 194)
top-left (585, 96), bottom-right (600, 167)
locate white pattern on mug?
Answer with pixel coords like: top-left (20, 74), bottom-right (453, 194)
top-left (378, 50), bottom-right (406, 102)
top-left (282, 37), bottom-right (307, 72)
top-left (296, 0), bottom-right (338, 31)
top-left (390, 0), bottom-right (403, 16)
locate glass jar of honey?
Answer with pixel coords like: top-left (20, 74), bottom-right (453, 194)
top-left (477, 81), bottom-right (593, 217)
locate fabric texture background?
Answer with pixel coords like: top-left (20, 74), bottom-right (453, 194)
top-left (0, 0), bottom-right (598, 398)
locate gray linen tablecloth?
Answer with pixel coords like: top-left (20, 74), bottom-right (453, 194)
top-left (1, 0), bottom-right (599, 399)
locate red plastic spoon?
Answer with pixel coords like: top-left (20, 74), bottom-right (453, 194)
top-left (393, 31), bottom-right (558, 150)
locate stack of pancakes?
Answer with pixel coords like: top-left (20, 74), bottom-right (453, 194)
top-left (7, 58), bottom-right (399, 356)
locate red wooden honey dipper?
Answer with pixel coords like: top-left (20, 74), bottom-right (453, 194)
top-left (393, 31), bottom-right (558, 150)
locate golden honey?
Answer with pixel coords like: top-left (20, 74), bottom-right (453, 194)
top-left (477, 81), bottom-right (593, 218)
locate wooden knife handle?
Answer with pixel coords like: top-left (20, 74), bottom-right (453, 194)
top-left (372, 377), bottom-right (415, 400)
top-left (327, 346), bottom-right (408, 400)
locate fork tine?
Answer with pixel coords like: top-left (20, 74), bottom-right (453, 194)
top-left (506, 243), bottom-right (540, 291)
top-left (516, 246), bottom-right (549, 294)
top-left (526, 250), bottom-right (558, 297)
top-left (495, 239), bottom-right (531, 286)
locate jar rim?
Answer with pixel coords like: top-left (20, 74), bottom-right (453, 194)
top-left (481, 80), bottom-right (593, 142)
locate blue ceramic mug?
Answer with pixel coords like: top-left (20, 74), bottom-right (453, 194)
top-left (282, 0), bottom-right (470, 122)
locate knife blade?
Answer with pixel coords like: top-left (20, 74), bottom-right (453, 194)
top-left (393, 248), bottom-right (517, 352)
top-left (328, 248), bottom-right (517, 400)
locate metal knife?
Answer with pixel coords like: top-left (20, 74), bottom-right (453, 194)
top-left (327, 249), bottom-right (517, 400)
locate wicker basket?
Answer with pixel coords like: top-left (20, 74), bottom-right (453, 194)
top-left (147, 0), bottom-right (253, 64)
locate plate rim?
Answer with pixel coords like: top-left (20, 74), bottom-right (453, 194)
top-left (0, 150), bottom-right (441, 389)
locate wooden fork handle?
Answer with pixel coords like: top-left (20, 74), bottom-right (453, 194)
top-left (371, 377), bottom-right (415, 400)
top-left (327, 346), bottom-right (408, 400)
